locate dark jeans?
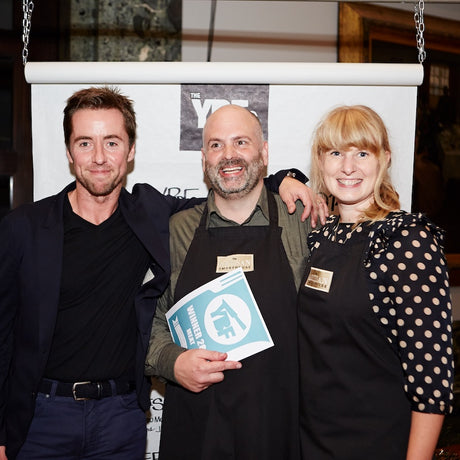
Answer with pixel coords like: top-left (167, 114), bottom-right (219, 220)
top-left (16, 388), bottom-right (147, 459)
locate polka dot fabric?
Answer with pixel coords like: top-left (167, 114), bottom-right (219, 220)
top-left (307, 211), bottom-right (454, 414)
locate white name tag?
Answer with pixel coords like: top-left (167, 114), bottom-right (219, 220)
top-left (305, 267), bottom-right (334, 293)
top-left (216, 254), bottom-right (254, 273)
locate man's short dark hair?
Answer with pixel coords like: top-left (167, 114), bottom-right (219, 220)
top-left (63, 86), bottom-right (137, 150)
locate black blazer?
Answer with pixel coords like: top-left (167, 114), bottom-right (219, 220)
top-left (0, 182), bottom-right (201, 459)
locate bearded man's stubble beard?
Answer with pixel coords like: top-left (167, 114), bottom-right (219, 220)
top-left (205, 156), bottom-right (266, 200)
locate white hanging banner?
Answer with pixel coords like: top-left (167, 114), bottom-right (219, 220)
top-left (26, 61), bottom-right (422, 458)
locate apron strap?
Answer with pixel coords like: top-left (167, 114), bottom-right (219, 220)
top-left (266, 189), bottom-right (279, 228)
top-left (198, 202), bottom-right (209, 229)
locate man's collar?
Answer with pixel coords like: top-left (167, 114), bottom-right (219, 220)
top-left (207, 187), bottom-right (269, 225)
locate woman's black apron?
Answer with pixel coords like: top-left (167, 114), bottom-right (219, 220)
top-left (159, 191), bottom-right (300, 460)
top-left (298, 224), bottom-right (411, 460)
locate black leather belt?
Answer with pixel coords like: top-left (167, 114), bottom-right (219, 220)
top-left (38, 379), bottom-right (135, 401)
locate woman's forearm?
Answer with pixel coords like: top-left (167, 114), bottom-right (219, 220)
top-left (406, 411), bottom-right (444, 460)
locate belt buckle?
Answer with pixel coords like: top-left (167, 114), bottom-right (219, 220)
top-left (72, 381), bottom-right (92, 401)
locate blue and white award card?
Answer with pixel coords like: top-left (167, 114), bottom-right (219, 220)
top-left (166, 268), bottom-right (274, 361)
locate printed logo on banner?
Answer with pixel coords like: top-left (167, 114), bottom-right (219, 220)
top-left (180, 84), bottom-right (269, 151)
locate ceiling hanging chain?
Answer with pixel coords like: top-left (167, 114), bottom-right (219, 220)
top-left (22, 0), bottom-right (35, 66)
top-left (21, 0), bottom-right (428, 66)
top-left (414, 0), bottom-right (426, 64)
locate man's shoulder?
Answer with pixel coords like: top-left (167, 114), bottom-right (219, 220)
top-left (127, 183), bottom-right (164, 201)
top-left (122, 184), bottom-right (178, 220)
top-left (2, 186), bottom-right (68, 226)
top-left (169, 201), bottom-right (207, 242)
top-left (127, 183), bottom-right (203, 213)
top-left (169, 202), bottom-right (206, 230)
top-left (168, 202), bottom-right (206, 258)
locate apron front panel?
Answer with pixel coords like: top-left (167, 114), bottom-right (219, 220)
top-left (298, 230), bottom-right (411, 460)
top-left (161, 191), bottom-right (300, 460)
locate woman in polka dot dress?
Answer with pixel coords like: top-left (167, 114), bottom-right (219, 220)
top-left (298, 105), bottom-right (453, 460)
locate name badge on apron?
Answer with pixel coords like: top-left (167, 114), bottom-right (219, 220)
top-left (305, 267), bottom-right (334, 293)
top-left (216, 254), bottom-right (254, 273)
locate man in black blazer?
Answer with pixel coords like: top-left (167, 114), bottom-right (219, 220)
top-left (0, 86), bottom-right (325, 459)
top-left (0, 87), bottom-right (208, 460)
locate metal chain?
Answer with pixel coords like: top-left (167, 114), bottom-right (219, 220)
top-left (21, 0), bottom-right (427, 66)
top-left (414, 0), bottom-right (426, 64)
top-left (22, 0), bottom-right (35, 66)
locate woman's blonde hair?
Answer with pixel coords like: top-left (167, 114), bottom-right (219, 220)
top-left (310, 105), bottom-right (400, 222)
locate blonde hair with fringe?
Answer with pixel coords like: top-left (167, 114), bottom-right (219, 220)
top-left (310, 105), bottom-right (400, 223)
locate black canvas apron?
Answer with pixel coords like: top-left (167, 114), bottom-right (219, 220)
top-left (159, 191), bottom-right (300, 460)
top-left (298, 225), bottom-right (411, 460)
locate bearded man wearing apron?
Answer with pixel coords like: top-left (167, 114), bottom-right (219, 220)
top-left (145, 104), bottom-right (313, 460)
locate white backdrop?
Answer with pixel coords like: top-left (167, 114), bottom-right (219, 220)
top-left (26, 61), bottom-right (422, 459)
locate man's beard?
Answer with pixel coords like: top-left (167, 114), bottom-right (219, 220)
top-left (75, 174), bottom-right (122, 197)
top-left (205, 156), bottom-right (266, 200)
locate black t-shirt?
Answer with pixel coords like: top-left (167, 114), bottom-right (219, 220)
top-left (44, 197), bottom-right (150, 382)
